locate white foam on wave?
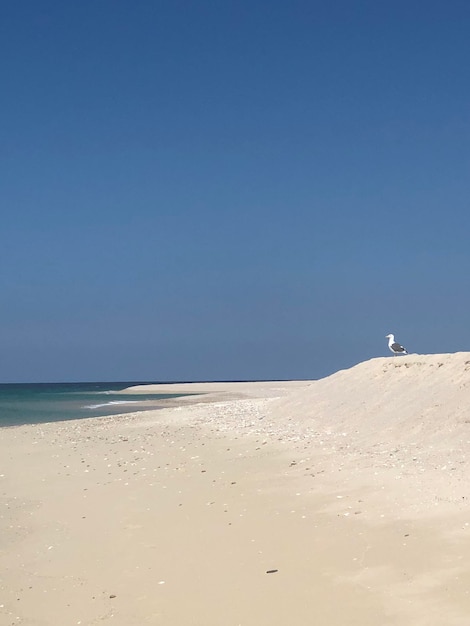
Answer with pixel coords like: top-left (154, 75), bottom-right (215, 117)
top-left (85, 400), bottom-right (143, 410)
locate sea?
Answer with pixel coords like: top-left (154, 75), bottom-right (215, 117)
top-left (0, 382), bottom-right (186, 428)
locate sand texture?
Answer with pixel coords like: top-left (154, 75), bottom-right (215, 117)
top-left (2, 353), bottom-right (470, 625)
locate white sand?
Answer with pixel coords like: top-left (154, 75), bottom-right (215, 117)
top-left (2, 353), bottom-right (470, 625)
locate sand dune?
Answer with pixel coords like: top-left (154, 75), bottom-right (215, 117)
top-left (271, 352), bottom-right (470, 445)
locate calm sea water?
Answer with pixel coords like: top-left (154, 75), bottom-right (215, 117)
top-left (0, 382), bottom-right (185, 428)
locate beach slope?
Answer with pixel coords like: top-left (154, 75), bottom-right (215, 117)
top-left (2, 353), bottom-right (470, 625)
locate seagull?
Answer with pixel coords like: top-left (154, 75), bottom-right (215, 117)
top-left (385, 334), bottom-right (408, 356)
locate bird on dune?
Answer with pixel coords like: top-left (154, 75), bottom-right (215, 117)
top-left (385, 333), bottom-right (408, 356)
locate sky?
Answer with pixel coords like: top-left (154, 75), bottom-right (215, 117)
top-left (2, 1), bottom-right (470, 382)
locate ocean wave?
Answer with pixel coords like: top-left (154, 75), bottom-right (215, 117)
top-left (84, 400), bottom-right (143, 410)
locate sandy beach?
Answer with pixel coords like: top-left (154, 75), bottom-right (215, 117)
top-left (2, 353), bottom-right (470, 625)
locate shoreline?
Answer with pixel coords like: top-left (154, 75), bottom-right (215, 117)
top-left (2, 356), bottom-right (470, 624)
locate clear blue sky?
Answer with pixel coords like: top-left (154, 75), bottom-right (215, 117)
top-left (2, 1), bottom-right (470, 382)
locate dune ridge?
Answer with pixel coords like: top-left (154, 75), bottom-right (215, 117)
top-left (270, 352), bottom-right (470, 445)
